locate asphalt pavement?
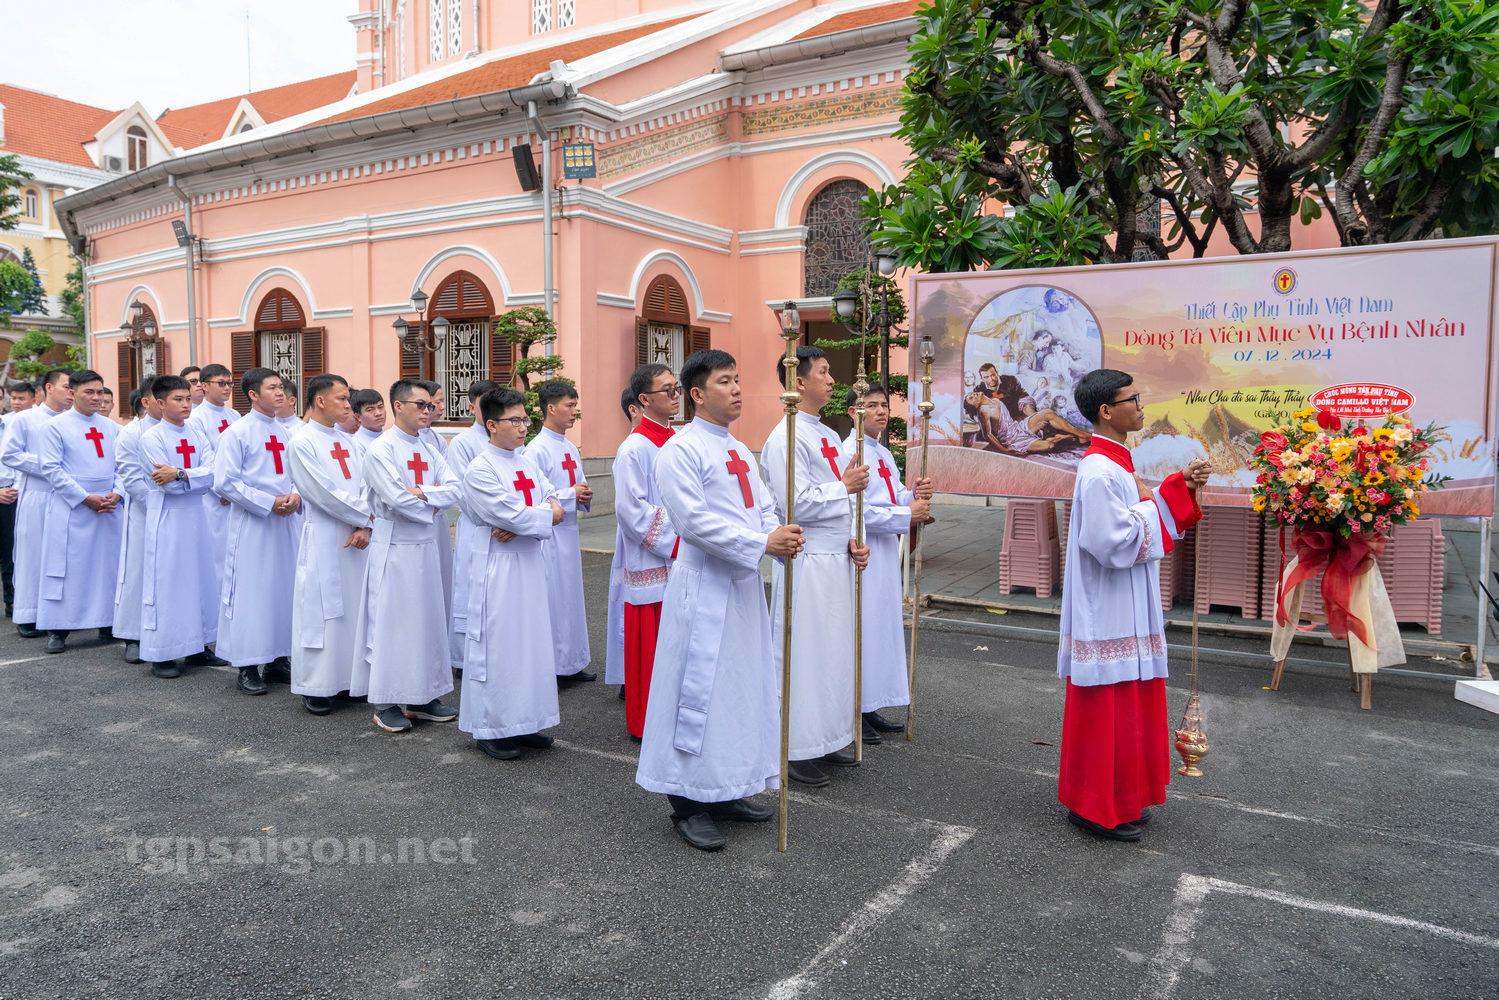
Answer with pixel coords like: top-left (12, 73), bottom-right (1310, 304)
top-left (1, 551), bottom-right (1495, 999)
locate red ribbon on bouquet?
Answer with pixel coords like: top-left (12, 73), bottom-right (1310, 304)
top-left (1275, 527), bottom-right (1385, 646)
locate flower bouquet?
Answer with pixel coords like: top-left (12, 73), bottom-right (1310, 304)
top-left (1249, 407), bottom-right (1451, 694)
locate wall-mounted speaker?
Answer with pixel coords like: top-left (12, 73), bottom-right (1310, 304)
top-left (512, 145), bottom-right (540, 192)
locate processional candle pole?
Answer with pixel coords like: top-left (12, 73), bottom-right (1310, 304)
top-left (906, 334), bottom-right (935, 740)
top-left (835, 284), bottom-right (867, 764)
top-left (1175, 518), bottom-right (1210, 775)
top-left (776, 300), bottom-right (801, 852)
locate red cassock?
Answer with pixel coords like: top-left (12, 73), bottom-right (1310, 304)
top-left (1057, 436), bottom-right (1201, 828)
top-left (621, 417), bottom-right (677, 738)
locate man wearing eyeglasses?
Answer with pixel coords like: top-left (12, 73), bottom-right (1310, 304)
top-left (351, 379), bottom-right (461, 733)
top-left (180, 366), bottom-right (204, 408)
top-left (187, 363), bottom-right (240, 589)
top-left (607, 363), bottom-right (682, 740)
top-left (212, 367), bottom-right (303, 695)
top-left (1057, 370), bottom-right (1208, 843)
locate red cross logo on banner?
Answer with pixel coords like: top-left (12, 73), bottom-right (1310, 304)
top-left (561, 452), bottom-right (578, 486)
top-left (513, 470), bottom-right (536, 505)
top-left (725, 450), bottom-right (754, 509)
top-left (819, 438), bottom-right (842, 478)
top-left (176, 438), bottom-right (195, 469)
top-left (218, 419), bottom-right (229, 434)
top-left (407, 452), bottom-right (428, 485)
top-left (330, 442), bottom-right (352, 480)
top-left (877, 458), bottom-right (895, 503)
top-left (84, 426), bottom-right (104, 458)
top-left (265, 434), bottom-right (286, 474)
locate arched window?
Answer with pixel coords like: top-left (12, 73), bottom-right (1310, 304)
top-left (802, 179), bottom-right (872, 298)
top-left (228, 288), bottom-right (324, 414)
top-left (126, 126), bottom-right (149, 172)
top-left (117, 302), bottom-right (168, 403)
top-left (23, 190), bottom-right (39, 220)
top-left (402, 270), bottom-right (510, 422)
top-left (0, 247), bottom-right (19, 265)
top-left (634, 276), bottom-right (708, 421)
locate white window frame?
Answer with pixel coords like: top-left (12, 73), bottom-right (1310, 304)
top-left (430, 0), bottom-right (444, 61)
top-left (531, 0), bottom-right (551, 34)
top-left (448, 0), bottom-right (463, 55)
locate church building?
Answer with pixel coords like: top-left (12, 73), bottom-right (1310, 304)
top-left (56, 0), bottom-right (927, 455)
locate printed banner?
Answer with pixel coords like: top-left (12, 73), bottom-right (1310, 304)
top-left (908, 238), bottom-right (1499, 514)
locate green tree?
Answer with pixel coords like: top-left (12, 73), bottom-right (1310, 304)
top-left (813, 269), bottom-right (913, 467)
top-left (19, 248), bottom-right (46, 315)
top-left (0, 259), bottom-right (32, 328)
top-left (0, 154), bottom-right (31, 232)
top-left (59, 256), bottom-right (86, 338)
top-left (5, 329), bottom-right (75, 380)
top-left (870, 0), bottom-right (1499, 271)
top-left (490, 306), bottom-right (570, 438)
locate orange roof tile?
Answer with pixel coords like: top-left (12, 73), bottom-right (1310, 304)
top-left (789, 0), bottom-right (922, 41)
top-left (0, 84), bottom-right (117, 168)
top-left (310, 19), bottom-right (693, 128)
top-left (158, 70), bottom-right (358, 148)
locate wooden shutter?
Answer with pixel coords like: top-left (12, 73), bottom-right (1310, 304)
top-left (489, 321), bottom-right (514, 388)
top-left (117, 342), bottom-right (136, 404)
top-left (644, 277), bottom-right (689, 323)
top-left (230, 331), bottom-right (257, 413)
top-left (301, 326), bottom-right (326, 380)
top-left (257, 289), bottom-right (304, 328)
top-left (158, 337), bottom-right (172, 382)
top-left (399, 326), bottom-right (425, 381)
top-left (635, 318), bottom-right (648, 368)
top-left (690, 326), bottom-right (710, 355)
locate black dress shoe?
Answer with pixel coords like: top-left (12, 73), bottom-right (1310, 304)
top-left (617, 685), bottom-right (626, 701)
top-left (512, 732), bottom-right (554, 749)
top-left (44, 631), bottom-right (67, 654)
top-left (302, 695), bottom-right (333, 716)
top-left (185, 648), bottom-right (228, 666)
top-left (558, 669), bottom-right (597, 685)
top-left (150, 661), bottom-right (181, 679)
top-left (863, 710), bottom-right (905, 734)
top-left (673, 812), bottom-right (725, 851)
top-left (861, 720), bottom-right (883, 745)
top-left (709, 798), bottom-right (775, 823)
top-left (236, 665), bottom-right (268, 695)
top-left (1134, 807), bottom-right (1153, 827)
top-left (123, 641), bottom-right (142, 664)
top-left (476, 737), bottom-right (520, 760)
top-left (820, 746), bottom-right (859, 767)
top-left (1067, 810), bottom-right (1142, 842)
top-left (788, 760), bottom-right (830, 787)
top-left (262, 657), bottom-right (291, 684)
top-left (16, 623), bottom-right (39, 638)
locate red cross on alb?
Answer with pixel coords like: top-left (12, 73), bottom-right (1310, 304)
top-left (329, 442), bottom-right (352, 480)
top-left (725, 450), bottom-right (753, 508)
top-left (176, 438), bottom-right (195, 469)
top-left (84, 426), bottom-right (104, 458)
top-left (560, 452), bottom-right (578, 486)
top-left (819, 437), bottom-right (842, 478)
top-left (513, 470), bottom-right (536, 505)
top-left (264, 434), bottom-right (286, 474)
top-left (877, 458), bottom-right (895, 503)
top-left (218, 419), bottom-right (229, 434)
top-left (407, 452), bottom-right (429, 485)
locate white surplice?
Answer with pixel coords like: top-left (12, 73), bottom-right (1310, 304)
top-left (187, 401), bottom-right (239, 582)
top-left (1, 403), bottom-right (67, 624)
top-left (525, 425), bottom-right (592, 676)
top-left (138, 419), bottom-right (219, 661)
top-left (842, 432), bottom-right (913, 712)
top-left (443, 423), bottom-right (488, 671)
top-left (760, 410), bottom-right (856, 760)
top-left (458, 442), bottom-right (561, 739)
top-left (636, 417), bottom-right (781, 803)
top-left (288, 421), bottom-right (372, 697)
top-left (1058, 437), bottom-right (1195, 686)
top-left (605, 418), bottom-right (677, 684)
top-left (211, 408), bottom-right (302, 667)
top-left (112, 416), bottom-right (157, 642)
top-left (36, 408), bottom-right (124, 630)
top-left (350, 427), bottom-right (460, 706)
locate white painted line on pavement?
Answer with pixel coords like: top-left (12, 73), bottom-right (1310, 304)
top-left (765, 824), bottom-right (976, 1000)
top-left (1141, 873), bottom-right (1499, 1000)
top-left (0, 656), bottom-right (50, 668)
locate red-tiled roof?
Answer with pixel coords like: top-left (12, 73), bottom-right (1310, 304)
top-left (0, 84), bottom-right (117, 168)
top-left (158, 70), bottom-right (358, 148)
top-left (310, 19), bottom-right (694, 127)
top-left (789, 0), bottom-right (922, 41)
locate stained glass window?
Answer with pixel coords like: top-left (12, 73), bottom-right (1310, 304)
top-left (802, 179), bottom-right (872, 298)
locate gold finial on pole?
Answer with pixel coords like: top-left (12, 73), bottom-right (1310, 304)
top-left (906, 334), bottom-right (935, 741)
top-left (1175, 524), bottom-right (1210, 775)
top-left (777, 300), bottom-right (801, 852)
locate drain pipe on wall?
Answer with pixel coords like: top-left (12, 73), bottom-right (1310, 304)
top-left (526, 100), bottom-right (554, 354)
top-left (167, 176), bottom-right (198, 369)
